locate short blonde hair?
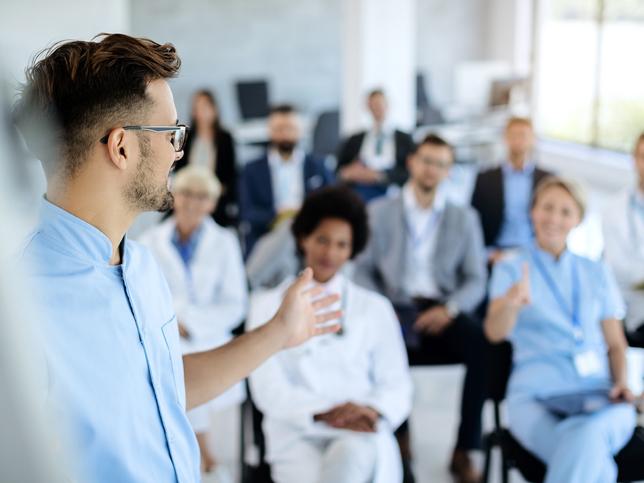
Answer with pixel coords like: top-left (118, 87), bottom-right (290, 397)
top-left (172, 165), bottom-right (222, 200)
top-left (531, 175), bottom-right (586, 219)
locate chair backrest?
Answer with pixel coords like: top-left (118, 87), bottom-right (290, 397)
top-left (488, 341), bottom-right (513, 403)
top-left (312, 110), bottom-right (340, 158)
top-left (236, 80), bottom-right (270, 120)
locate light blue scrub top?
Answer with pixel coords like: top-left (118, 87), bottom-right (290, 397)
top-left (22, 199), bottom-right (200, 483)
top-left (495, 162), bottom-right (535, 249)
top-left (489, 243), bottom-right (625, 401)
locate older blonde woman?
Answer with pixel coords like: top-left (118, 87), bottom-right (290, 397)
top-left (140, 166), bottom-right (247, 478)
top-left (485, 176), bottom-right (637, 483)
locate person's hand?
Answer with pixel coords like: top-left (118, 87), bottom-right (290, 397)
top-left (315, 403), bottom-right (379, 432)
top-left (271, 268), bottom-right (342, 349)
top-left (414, 305), bottom-right (453, 335)
top-left (178, 321), bottom-right (191, 340)
top-left (488, 249), bottom-right (505, 266)
top-left (339, 161), bottom-right (383, 184)
top-left (610, 381), bottom-right (635, 403)
top-left (505, 263), bottom-right (531, 309)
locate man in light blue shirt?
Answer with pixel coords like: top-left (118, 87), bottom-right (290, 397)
top-left (16, 34), bottom-right (341, 483)
top-left (471, 117), bottom-right (551, 264)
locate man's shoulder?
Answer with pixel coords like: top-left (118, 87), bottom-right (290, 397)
top-left (369, 194), bottom-right (400, 216)
top-left (242, 156), bottom-right (269, 175)
top-left (475, 165), bottom-right (503, 182)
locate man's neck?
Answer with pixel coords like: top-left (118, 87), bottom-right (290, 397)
top-left (47, 180), bottom-right (136, 266)
top-left (638, 177), bottom-right (644, 195)
top-left (411, 182), bottom-right (436, 210)
top-left (508, 154), bottom-right (528, 170)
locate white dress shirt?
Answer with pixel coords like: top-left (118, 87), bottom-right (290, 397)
top-left (401, 183), bottom-right (445, 299)
top-left (359, 124), bottom-right (396, 171)
top-left (268, 147), bottom-right (305, 212)
top-left (603, 186), bottom-right (644, 329)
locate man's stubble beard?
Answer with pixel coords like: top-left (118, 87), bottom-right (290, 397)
top-left (123, 135), bottom-right (174, 213)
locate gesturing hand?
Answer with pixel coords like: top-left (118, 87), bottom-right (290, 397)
top-left (272, 268), bottom-right (342, 349)
top-left (505, 263), bottom-right (531, 308)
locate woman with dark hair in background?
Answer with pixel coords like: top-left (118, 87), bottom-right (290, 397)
top-left (175, 89), bottom-right (239, 227)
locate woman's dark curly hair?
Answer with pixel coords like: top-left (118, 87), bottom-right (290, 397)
top-left (291, 186), bottom-right (369, 259)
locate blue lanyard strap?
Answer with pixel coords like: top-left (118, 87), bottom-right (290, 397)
top-left (529, 247), bottom-right (583, 342)
top-left (405, 210), bottom-right (442, 250)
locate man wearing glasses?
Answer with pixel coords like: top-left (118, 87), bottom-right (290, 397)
top-left (15, 33), bottom-right (340, 483)
top-left (353, 134), bottom-right (488, 483)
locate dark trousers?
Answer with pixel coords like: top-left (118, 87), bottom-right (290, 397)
top-left (395, 298), bottom-right (488, 451)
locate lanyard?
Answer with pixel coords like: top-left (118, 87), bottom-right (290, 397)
top-left (405, 210), bottom-right (442, 251)
top-left (628, 194), bottom-right (644, 251)
top-left (529, 247), bottom-right (583, 343)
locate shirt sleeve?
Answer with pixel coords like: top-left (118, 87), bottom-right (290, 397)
top-left (488, 259), bottom-right (521, 300)
top-left (599, 261), bottom-right (626, 321)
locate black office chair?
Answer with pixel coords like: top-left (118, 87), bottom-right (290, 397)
top-left (240, 386), bottom-right (274, 483)
top-left (311, 109), bottom-right (340, 159)
top-left (482, 341), bottom-right (644, 483)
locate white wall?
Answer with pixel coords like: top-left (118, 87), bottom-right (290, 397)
top-left (0, 0), bottom-right (129, 90)
top-left (130, 0), bottom-right (343, 126)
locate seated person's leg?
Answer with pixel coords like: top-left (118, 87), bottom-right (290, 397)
top-left (269, 437), bottom-right (323, 483)
top-left (543, 403), bottom-right (636, 483)
top-left (318, 432), bottom-right (381, 483)
top-left (410, 313), bottom-right (488, 451)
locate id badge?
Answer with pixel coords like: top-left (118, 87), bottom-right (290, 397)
top-left (574, 350), bottom-right (603, 377)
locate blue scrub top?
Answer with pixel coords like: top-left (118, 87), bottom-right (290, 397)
top-left (489, 242), bottom-right (625, 400)
top-left (22, 199), bottom-right (200, 483)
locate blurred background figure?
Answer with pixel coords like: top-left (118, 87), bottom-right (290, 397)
top-left (603, 132), bottom-right (644, 345)
top-left (175, 89), bottom-right (239, 228)
top-left (248, 186), bottom-right (412, 483)
top-left (140, 166), bottom-right (247, 482)
top-left (471, 118), bottom-right (551, 266)
top-left (239, 104), bottom-right (335, 257)
top-left (337, 89), bottom-right (415, 202)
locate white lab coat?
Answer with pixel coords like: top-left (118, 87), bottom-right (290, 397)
top-left (139, 217), bottom-right (247, 414)
top-left (602, 188), bottom-right (644, 330)
top-left (247, 274), bottom-right (412, 483)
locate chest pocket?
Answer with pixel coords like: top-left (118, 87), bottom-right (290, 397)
top-left (161, 316), bottom-right (187, 408)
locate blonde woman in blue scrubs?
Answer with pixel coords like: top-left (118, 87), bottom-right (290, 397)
top-left (485, 176), bottom-right (637, 483)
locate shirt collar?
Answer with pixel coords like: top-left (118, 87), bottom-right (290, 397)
top-left (503, 161), bottom-right (535, 176)
top-left (315, 272), bottom-right (345, 295)
top-left (402, 182), bottom-right (445, 215)
top-left (531, 239), bottom-right (572, 266)
top-left (171, 221), bottom-right (204, 249)
top-left (38, 197), bottom-right (118, 266)
top-left (268, 147), bottom-right (305, 167)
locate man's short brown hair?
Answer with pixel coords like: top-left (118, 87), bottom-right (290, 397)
top-left (505, 116), bottom-right (533, 132)
top-left (15, 33), bottom-right (181, 177)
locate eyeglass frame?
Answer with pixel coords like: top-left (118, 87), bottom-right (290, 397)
top-left (99, 125), bottom-right (189, 152)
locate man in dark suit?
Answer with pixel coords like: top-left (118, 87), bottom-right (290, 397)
top-left (336, 89), bottom-right (415, 201)
top-left (471, 117), bottom-right (551, 265)
top-left (240, 105), bottom-right (335, 257)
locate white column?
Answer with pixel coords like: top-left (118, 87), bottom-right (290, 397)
top-left (341, 0), bottom-right (417, 134)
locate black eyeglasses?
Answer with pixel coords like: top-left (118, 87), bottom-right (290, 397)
top-left (99, 125), bottom-right (189, 152)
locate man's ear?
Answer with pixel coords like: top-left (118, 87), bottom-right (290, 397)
top-left (105, 128), bottom-right (129, 171)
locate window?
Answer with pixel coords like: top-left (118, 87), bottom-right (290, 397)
top-left (535, 0), bottom-right (644, 152)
